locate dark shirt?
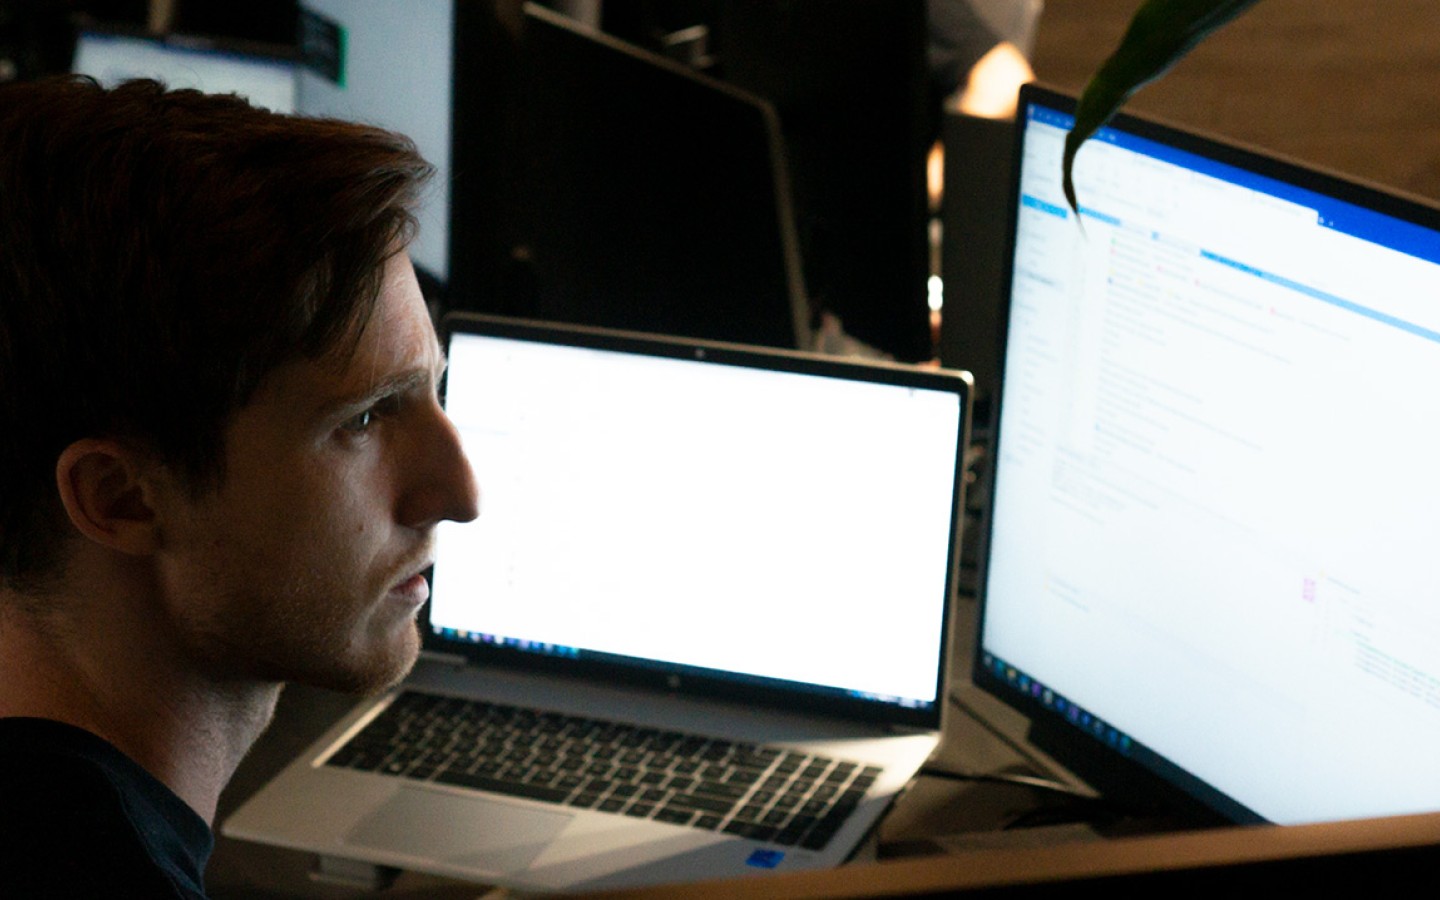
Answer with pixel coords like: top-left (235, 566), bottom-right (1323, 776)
top-left (0, 717), bottom-right (212, 899)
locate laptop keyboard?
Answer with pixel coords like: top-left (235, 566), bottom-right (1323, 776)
top-left (325, 690), bottom-right (882, 850)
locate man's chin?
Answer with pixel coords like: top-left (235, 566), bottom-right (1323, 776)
top-left (303, 623), bottom-right (423, 696)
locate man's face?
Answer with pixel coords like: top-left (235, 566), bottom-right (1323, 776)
top-left (151, 254), bottom-right (479, 693)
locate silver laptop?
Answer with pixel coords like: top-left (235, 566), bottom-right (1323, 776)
top-left (224, 314), bottom-right (971, 892)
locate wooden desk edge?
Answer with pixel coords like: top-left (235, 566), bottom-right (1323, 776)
top-left (581, 811), bottom-right (1440, 898)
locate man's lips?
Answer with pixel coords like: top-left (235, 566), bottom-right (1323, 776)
top-left (388, 563), bottom-right (433, 606)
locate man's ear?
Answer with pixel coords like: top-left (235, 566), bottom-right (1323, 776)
top-left (54, 439), bottom-right (163, 556)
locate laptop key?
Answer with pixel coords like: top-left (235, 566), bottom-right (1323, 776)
top-left (722, 821), bottom-right (778, 842)
top-left (775, 754), bottom-right (804, 774)
top-left (666, 775), bottom-right (696, 792)
top-left (693, 781), bottom-right (747, 800)
top-left (666, 793), bottom-right (737, 815)
top-left (801, 802), bottom-right (858, 850)
top-left (774, 828), bottom-right (805, 846)
top-left (330, 692), bottom-right (882, 845)
top-left (724, 767), bottom-right (765, 786)
top-left (433, 770), bottom-right (571, 804)
top-left (800, 825), bottom-right (839, 850)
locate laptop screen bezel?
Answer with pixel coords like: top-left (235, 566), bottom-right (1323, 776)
top-left (423, 312), bottom-right (970, 731)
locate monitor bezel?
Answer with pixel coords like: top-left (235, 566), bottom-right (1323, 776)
top-left (446, 4), bottom-right (811, 353)
top-left (972, 82), bottom-right (1440, 826)
top-left (70, 20), bottom-right (300, 91)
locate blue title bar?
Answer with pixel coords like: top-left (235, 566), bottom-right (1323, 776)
top-left (1200, 250), bottom-right (1440, 345)
top-left (1028, 103), bottom-right (1440, 268)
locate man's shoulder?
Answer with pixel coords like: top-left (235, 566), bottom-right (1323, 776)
top-left (0, 717), bottom-right (212, 899)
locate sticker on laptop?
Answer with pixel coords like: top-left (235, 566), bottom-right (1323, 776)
top-left (746, 849), bottom-right (785, 869)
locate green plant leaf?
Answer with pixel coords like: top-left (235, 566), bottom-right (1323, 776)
top-left (1062, 0), bottom-right (1262, 213)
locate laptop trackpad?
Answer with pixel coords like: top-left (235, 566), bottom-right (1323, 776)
top-left (345, 787), bottom-right (572, 874)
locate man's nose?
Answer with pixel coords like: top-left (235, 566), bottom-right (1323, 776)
top-left (398, 404), bottom-right (479, 530)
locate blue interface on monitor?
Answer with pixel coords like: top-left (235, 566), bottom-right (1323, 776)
top-left (980, 86), bottom-right (1440, 825)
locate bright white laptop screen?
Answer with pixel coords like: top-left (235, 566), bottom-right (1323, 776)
top-left (430, 325), bottom-right (965, 715)
top-left (979, 86), bottom-right (1440, 825)
top-left (72, 29), bottom-right (296, 113)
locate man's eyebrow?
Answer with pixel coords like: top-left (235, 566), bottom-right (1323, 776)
top-left (327, 351), bottom-right (449, 414)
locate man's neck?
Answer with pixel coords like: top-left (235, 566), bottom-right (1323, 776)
top-left (0, 600), bottom-right (281, 823)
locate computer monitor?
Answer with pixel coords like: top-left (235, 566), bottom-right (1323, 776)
top-left (293, 0), bottom-right (454, 285)
top-left (975, 83), bottom-right (1440, 826)
top-left (715, 0), bottom-right (934, 362)
top-left (70, 24), bottom-right (297, 114)
top-left (938, 110), bottom-right (1017, 422)
top-left (447, 3), bottom-right (810, 351)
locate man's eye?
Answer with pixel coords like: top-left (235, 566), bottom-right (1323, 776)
top-left (340, 408), bottom-right (376, 434)
top-left (340, 395), bottom-right (403, 435)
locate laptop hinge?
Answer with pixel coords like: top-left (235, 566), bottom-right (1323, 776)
top-left (418, 649), bottom-right (467, 667)
top-left (886, 723), bottom-right (933, 736)
top-left (310, 855), bottom-right (399, 891)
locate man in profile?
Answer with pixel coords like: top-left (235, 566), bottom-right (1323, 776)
top-left (0, 77), bottom-right (479, 897)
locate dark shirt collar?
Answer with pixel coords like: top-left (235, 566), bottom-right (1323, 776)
top-left (0, 717), bottom-right (214, 896)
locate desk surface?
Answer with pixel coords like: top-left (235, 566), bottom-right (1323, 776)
top-left (210, 678), bottom-right (1440, 898)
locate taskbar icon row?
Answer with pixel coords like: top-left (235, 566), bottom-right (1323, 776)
top-left (982, 653), bottom-right (1134, 756)
top-left (434, 627), bottom-right (581, 659)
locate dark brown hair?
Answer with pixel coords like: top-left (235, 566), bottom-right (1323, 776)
top-left (0, 76), bottom-right (433, 590)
